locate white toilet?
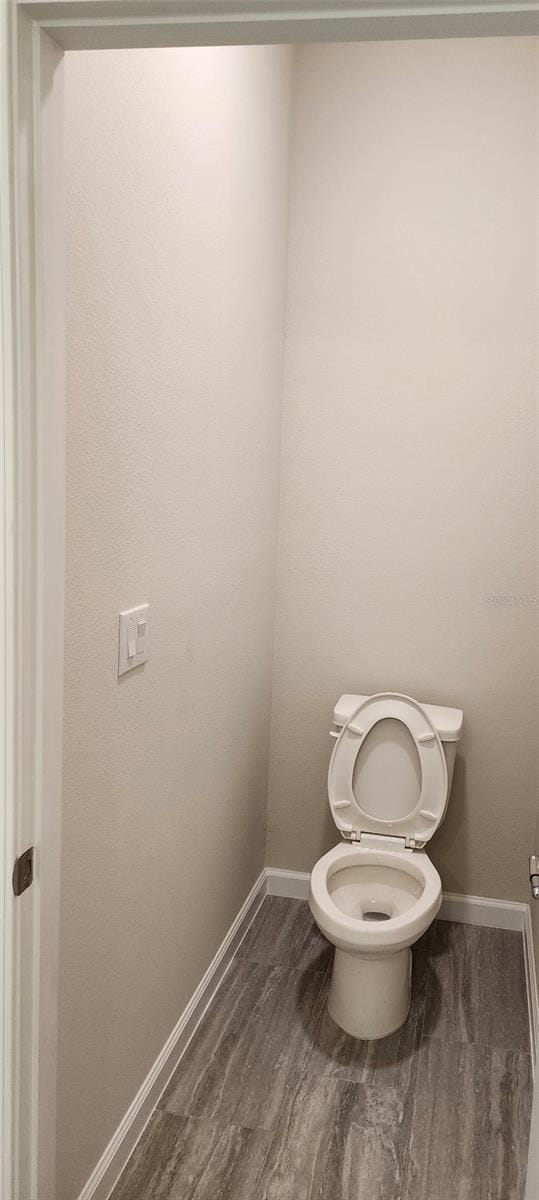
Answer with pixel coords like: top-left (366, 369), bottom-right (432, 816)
top-left (309, 691), bottom-right (463, 1040)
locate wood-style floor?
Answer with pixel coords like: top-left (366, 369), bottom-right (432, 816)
top-left (110, 896), bottom-right (533, 1200)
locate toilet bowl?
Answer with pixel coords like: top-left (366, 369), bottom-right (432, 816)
top-left (309, 691), bottom-right (463, 1040)
top-left (310, 842), bottom-right (441, 1038)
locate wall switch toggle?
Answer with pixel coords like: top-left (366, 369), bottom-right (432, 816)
top-left (118, 604), bottom-right (150, 676)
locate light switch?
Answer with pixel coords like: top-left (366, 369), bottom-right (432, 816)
top-left (118, 604), bottom-right (150, 676)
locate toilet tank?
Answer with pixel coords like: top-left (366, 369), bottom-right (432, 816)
top-left (333, 693), bottom-right (463, 795)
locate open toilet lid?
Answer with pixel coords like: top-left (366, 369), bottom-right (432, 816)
top-left (328, 692), bottom-right (448, 848)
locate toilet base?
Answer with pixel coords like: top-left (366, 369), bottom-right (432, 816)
top-left (328, 946), bottom-right (412, 1040)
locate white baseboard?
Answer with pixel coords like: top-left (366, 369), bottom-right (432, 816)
top-left (76, 868), bottom-right (267, 1200)
top-left (78, 863), bottom-right (538, 1200)
top-left (266, 867), bottom-right (310, 899)
top-left (523, 904), bottom-right (539, 1070)
top-left (439, 891), bottom-right (527, 931)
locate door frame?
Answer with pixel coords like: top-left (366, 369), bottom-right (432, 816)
top-left (3, 1), bottom-right (539, 1196)
top-left (1, 6), bottom-right (18, 1199)
top-left (3, 9), bottom-right (65, 1198)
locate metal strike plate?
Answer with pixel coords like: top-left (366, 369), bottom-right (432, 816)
top-left (530, 855), bottom-right (539, 900)
top-left (13, 847), bottom-right (34, 897)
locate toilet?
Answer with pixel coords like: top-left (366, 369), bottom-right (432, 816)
top-left (309, 691), bottom-right (463, 1040)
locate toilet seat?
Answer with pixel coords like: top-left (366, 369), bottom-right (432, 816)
top-left (328, 692), bottom-right (448, 848)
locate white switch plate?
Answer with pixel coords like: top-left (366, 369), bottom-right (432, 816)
top-left (118, 604), bottom-right (150, 676)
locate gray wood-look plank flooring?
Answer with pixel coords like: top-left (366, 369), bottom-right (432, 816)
top-left (110, 897), bottom-right (533, 1200)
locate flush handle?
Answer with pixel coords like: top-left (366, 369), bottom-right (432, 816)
top-left (530, 856), bottom-right (539, 900)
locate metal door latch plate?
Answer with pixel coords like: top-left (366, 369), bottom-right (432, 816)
top-left (13, 847), bottom-right (34, 896)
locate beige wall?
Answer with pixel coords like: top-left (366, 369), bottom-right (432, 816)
top-left (267, 38), bottom-right (538, 901)
top-left (59, 46), bottom-right (293, 1200)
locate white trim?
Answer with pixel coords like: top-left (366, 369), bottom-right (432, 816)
top-left (439, 891), bottom-right (528, 931)
top-left (0, 2), bottom-right (18, 1195)
top-left (33, 26), bottom-right (64, 1198)
top-left (266, 867), bottom-right (311, 900)
top-left (17, 0), bottom-right (539, 52)
top-left (524, 904), bottom-right (539, 1068)
top-left (76, 869), bottom-right (267, 1200)
top-left (7, 18), bottom-right (65, 1198)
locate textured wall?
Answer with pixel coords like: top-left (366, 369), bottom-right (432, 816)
top-left (59, 46), bottom-right (293, 1200)
top-left (267, 38), bottom-right (538, 901)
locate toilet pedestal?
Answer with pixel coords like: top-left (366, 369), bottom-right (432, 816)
top-left (328, 946), bottom-right (412, 1040)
